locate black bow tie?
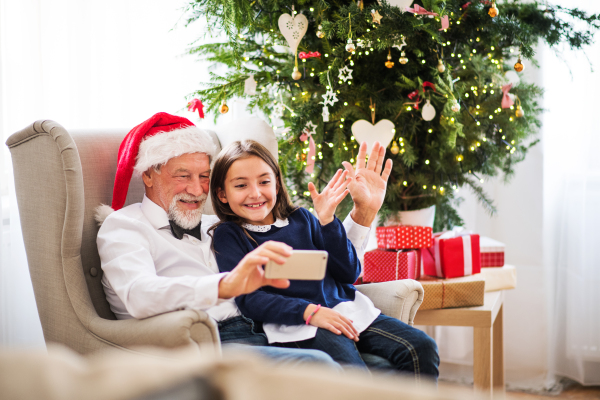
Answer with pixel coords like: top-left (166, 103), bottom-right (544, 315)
top-left (169, 220), bottom-right (202, 241)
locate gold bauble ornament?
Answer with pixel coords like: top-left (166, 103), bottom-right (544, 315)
top-left (437, 59), bottom-right (446, 73)
top-left (488, 5), bottom-right (499, 18)
top-left (219, 99), bottom-right (229, 114)
top-left (514, 58), bottom-right (524, 72)
top-left (385, 52), bottom-right (394, 68)
top-left (390, 141), bottom-right (400, 155)
top-left (345, 38), bottom-right (356, 53)
top-left (515, 106), bottom-right (525, 118)
top-left (292, 66), bottom-right (302, 80)
top-left (451, 100), bottom-right (460, 112)
top-left (316, 25), bottom-right (325, 39)
top-left (399, 51), bottom-right (408, 65)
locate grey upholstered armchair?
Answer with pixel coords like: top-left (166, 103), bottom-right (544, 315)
top-left (5, 119), bottom-right (424, 356)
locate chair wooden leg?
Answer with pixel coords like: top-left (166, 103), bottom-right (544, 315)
top-left (493, 305), bottom-right (505, 397)
top-left (474, 326), bottom-right (493, 399)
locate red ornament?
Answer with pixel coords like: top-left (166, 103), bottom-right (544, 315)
top-left (187, 99), bottom-right (205, 119)
top-left (298, 51), bottom-right (322, 59)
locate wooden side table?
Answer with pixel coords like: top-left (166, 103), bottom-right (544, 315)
top-left (413, 290), bottom-right (505, 400)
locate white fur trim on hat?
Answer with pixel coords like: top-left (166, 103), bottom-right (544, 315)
top-left (134, 126), bottom-right (218, 175)
top-left (94, 204), bottom-right (115, 226)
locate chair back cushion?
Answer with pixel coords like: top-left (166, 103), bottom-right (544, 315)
top-left (71, 129), bottom-right (146, 319)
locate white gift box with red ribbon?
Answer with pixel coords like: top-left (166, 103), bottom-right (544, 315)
top-left (421, 228), bottom-right (481, 279)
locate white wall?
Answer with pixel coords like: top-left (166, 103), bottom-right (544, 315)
top-left (437, 52), bottom-right (548, 388)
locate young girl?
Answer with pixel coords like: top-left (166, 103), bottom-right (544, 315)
top-left (210, 140), bottom-right (438, 378)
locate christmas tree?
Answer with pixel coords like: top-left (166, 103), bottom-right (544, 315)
top-left (184, 0), bottom-right (599, 230)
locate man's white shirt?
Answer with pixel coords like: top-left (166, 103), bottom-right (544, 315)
top-left (98, 195), bottom-right (371, 321)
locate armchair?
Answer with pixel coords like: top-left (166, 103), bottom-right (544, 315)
top-left (5, 118), bottom-right (424, 356)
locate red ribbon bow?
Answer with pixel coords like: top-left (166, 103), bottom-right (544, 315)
top-left (407, 82), bottom-right (436, 110)
top-left (299, 51), bottom-right (322, 59)
top-left (501, 83), bottom-right (514, 109)
top-left (187, 99), bottom-right (205, 119)
top-left (299, 131), bottom-right (316, 173)
top-left (405, 4), bottom-right (439, 16)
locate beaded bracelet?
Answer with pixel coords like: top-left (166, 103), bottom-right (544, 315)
top-left (305, 304), bottom-right (322, 325)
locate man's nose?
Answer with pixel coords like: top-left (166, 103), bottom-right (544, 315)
top-left (186, 177), bottom-right (204, 196)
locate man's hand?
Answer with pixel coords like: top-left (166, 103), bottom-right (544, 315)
top-left (342, 141), bottom-right (393, 227)
top-left (308, 169), bottom-right (352, 225)
top-left (218, 241), bottom-right (291, 299)
top-left (304, 304), bottom-right (359, 341)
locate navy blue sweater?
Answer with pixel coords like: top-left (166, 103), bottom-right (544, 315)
top-left (213, 208), bottom-right (360, 326)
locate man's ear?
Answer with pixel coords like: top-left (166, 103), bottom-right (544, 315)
top-left (217, 188), bottom-right (228, 204)
top-left (142, 170), bottom-right (153, 188)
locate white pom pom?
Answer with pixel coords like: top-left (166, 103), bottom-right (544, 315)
top-left (94, 204), bottom-right (115, 226)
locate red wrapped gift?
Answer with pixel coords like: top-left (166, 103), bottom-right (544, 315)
top-left (480, 236), bottom-right (505, 267)
top-left (375, 226), bottom-right (432, 250)
top-left (420, 230), bottom-right (481, 278)
top-left (363, 249), bottom-right (418, 283)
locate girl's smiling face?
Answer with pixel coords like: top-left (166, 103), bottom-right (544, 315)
top-left (217, 155), bottom-right (279, 225)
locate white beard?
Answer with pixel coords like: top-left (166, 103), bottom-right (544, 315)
top-left (168, 193), bottom-right (206, 229)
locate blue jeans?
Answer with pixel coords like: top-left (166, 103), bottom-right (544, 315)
top-left (218, 315), bottom-right (341, 370)
top-left (282, 314), bottom-right (440, 381)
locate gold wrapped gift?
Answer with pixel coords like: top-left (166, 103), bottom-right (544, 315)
top-left (418, 275), bottom-right (485, 310)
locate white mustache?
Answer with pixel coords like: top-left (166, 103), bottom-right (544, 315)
top-left (174, 193), bottom-right (207, 203)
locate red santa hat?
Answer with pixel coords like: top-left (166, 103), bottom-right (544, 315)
top-left (95, 112), bottom-right (217, 225)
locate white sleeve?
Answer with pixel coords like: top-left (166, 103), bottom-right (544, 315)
top-left (97, 216), bottom-right (226, 320)
top-left (342, 214), bottom-right (371, 260)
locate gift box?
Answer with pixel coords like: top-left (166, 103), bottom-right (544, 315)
top-left (420, 231), bottom-right (481, 279)
top-left (480, 265), bottom-right (517, 292)
top-left (480, 236), bottom-right (505, 267)
top-left (418, 275), bottom-right (486, 310)
top-left (375, 226), bottom-right (432, 250)
top-left (363, 249), bottom-right (418, 283)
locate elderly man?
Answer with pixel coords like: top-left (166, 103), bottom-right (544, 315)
top-left (96, 112), bottom-right (437, 372)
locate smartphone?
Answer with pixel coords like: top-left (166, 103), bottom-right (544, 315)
top-left (264, 250), bottom-right (328, 280)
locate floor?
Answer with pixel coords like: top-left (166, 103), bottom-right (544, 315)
top-left (439, 381), bottom-right (600, 399)
top-left (507, 383), bottom-right (600, 399)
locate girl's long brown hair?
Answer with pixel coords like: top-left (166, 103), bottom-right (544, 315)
top-left (208, 140), bottom-right (296, 246)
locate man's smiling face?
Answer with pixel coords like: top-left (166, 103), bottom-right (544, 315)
top-left (142, 152), bottom-right (211, 229)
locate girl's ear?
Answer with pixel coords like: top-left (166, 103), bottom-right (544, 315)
top-left (217, 188), bottom-right (228, 204)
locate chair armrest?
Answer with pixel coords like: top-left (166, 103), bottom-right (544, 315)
top-left (88, 309), bottom-right (221, 354)
top-left (356, 280), bottom-right (424, 326)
